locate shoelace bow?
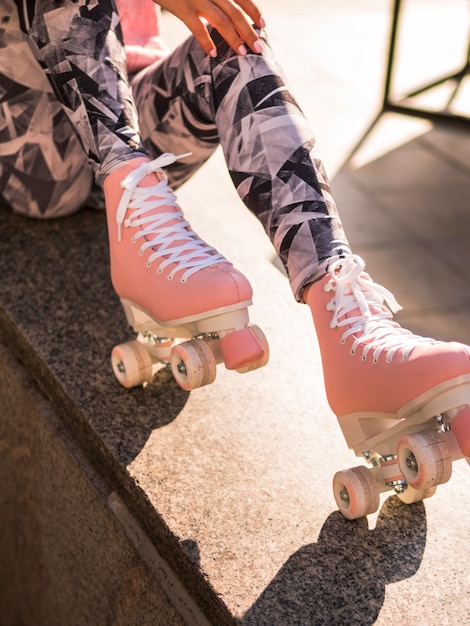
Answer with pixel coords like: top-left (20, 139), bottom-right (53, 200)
top-left (115, 153), bottom-right (227, 282)
top-left (326, 255), bottom-right (436, 363)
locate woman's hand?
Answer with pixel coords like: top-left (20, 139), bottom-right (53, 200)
top-left (156, 0), bottom-right (265, 57)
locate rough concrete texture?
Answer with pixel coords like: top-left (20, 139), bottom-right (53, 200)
top-left (1, 1), bottom-right (470, 624)
top-left (0, 344), bottom-right (191, 626)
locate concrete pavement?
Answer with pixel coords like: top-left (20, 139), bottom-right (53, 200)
top-left (1, 1), bottom-right (470, 624)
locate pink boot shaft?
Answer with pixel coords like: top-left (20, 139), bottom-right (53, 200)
top-left (104, 155), bottom-right (253, 326)
top-left (307, 254), bottom-right (470, 419)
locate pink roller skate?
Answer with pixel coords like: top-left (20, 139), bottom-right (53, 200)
top-left (104, 154), bottom-right (268, 391)
top-left (306, 254), bottom-right (470, 519)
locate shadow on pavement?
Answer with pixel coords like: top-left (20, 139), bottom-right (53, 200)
top-left (243, 496), bottom-right (427, 626)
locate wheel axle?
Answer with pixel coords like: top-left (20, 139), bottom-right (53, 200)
top-left (405, 452), bottom-right (418, 472)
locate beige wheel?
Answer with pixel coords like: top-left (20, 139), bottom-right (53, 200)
top-left (397, 484), bottom-right (437, 505)
top-left (170, 339), bottom-right (217, 391)
top-left (397, 431), bottom-right (452, 490)
top-left (236, 325), bottom-right (270, 373)
top-left (111, 340), bottom-right (153, 388)
top-left (333, 466), bottom-right (380, 520)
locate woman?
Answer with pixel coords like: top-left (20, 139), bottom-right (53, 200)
top-left (2, 0), bottom-right (470, 512)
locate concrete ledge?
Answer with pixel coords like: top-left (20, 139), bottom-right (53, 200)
top-left (0, 342), bottom-right (209, 625)
top-left (0, 208), bottom-right (231, 625)
top-left (2, 178), bottom-right (470, 625)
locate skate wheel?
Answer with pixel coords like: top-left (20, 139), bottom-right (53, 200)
top-left (111, 341), bottom-right (153, 388)
top-left (170, 339), bottom-right (216, 391)
top-left (333, 466), bottom-right (380, 520)
top-left (397, 431), bottom-right (452, 490)
top-left (220, 325), bottom-right (267, 370)
top-left (236, 325), bottom-right (270, 373)
top-left (397, 484), bottom-right (437, 505)
top-left (452, 407), bottom-right (470, 458)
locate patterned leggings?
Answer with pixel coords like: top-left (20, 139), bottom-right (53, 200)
top-left (2, 0), bottom-right (350, 300)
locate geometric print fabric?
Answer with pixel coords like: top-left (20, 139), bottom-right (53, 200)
top-left (1, 0), bottom-right (350, 298)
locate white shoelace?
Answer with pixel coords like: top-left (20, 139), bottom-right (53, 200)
top-left (326, 255), bottom-right (436, 363)
top-left (115, 153), bottom-right (227, 282)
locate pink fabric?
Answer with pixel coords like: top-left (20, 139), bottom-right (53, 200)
top-left (115, 0), bottom-right (169, 73)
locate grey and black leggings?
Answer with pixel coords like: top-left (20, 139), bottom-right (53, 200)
top-left (2, 0), bottom-right (350, 299)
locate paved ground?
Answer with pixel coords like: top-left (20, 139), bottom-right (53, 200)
top-left (2, 2), bottom-right (470, 624)
top-left (154, 1), bottom-right (470, 623)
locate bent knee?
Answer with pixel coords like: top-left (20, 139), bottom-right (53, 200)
top-left (1, 161), bottom-right (94, 219)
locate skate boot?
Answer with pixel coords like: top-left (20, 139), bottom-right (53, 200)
top-left (306, 253), bottom-right (470, 519)
top-left (104, 154), bottom-right (268, 391)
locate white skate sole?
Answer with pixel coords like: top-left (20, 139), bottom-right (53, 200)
top-left (333, 374), bottom-right (470, 519)
top-left (111, 298), bottom-right (269, 391)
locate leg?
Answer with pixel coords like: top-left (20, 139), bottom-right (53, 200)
top-left (0, 1), bottom-right (93, 217)
top-left (132, 27), bottom-right (351, 301)
top-left (20, 0), bottom-right (267, 388)
top-left (0, 85), bottom-right (94, 218)
top-left (135, 27), bottom-right (470, 496)
top-left (24, 0), bottom-right (148, 184)
top-left (131, 34), bottom-right (220, 189)
top-left (208, 31), bottom-right (470, 513)
top-left (211, 30), bottom-right (351, 301)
